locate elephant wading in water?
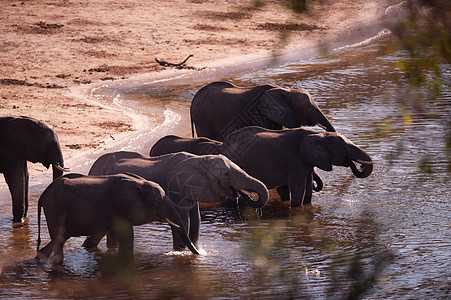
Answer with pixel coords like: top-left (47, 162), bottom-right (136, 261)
top-left (151, 127), bottom-right (373, 206)
top-left (88, 151), bottom-right (268, 250)
top-left (150, 135), bottom-right (324, 193)
top-left (0, 116), bottom-right (68, 223)
top-left (36, 173), bottom-right (199, 267)
top-left (190, 81), bottom-right (336, 141)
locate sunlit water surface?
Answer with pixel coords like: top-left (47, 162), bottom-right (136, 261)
top-left (1, 36), bottom-right (450, 299)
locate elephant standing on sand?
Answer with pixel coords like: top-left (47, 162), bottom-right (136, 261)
top-left (150, 126), bottom-right (373, 206)
top-left (37, 173), bottom-right (199, 267)
top-left (190, 81), bottom-right (335, 141)
top-left (88, 151), bottom-right (268, 251)
top-left (0, 116), bottom-right (68, 223)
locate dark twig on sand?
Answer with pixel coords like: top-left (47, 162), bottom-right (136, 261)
top-left (155, 54), bottom-right (194, 67)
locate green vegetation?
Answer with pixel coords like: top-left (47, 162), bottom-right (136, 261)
top-left (388, 0), bottom-right (451, 172)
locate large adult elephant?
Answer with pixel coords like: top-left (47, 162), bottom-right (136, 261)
top-left (221, 126), bottom-right (373, 206)
top-left (190, 81), bottom-right (336, 141)
top-left (0, 116), bottom-right (68, 223)
top-left (37, 173), bottom-right (199, 267)
top-left (150, 127), bottom-right (373, 206)
top-left (88, 151), bottom-right (268, 250)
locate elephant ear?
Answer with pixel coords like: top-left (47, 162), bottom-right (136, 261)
top-left (165, 156), bottom-right (221, 204)
top-left (260, 88), bottom-right (297, 128)
top-left (299, 134), bottom-right (333, 171)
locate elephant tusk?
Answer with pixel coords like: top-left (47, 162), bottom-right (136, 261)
top-left (165, 218), bottom-right (181, 228)
top-left (317, 123), bottom-right (326, 130)
top-left (355, 160), bottom-right (374, 165)
top-left (54, 164), bottom-right (70, 172)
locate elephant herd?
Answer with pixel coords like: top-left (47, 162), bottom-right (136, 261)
top-left (1, 81), bottom-right (373, 268)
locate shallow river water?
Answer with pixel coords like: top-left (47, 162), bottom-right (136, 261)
top-left (1, 33), bottom-right (450, 298)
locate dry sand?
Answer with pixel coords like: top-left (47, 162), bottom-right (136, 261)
top-left (1, 0), bottom-right (391, 176)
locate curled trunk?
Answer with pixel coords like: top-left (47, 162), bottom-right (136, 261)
top-left (349, 159), bottom-right (373, 178)
top-left (312, 170), bottom-right (323, 192)
top-left (235, 175), bottom-right (269, 208)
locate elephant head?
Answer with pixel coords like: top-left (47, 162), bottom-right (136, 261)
top-left (260, 88), bottom-right (336, 132)
top-left (0, 116), bottom-right (68, 179)
top-left (110, 174), bottom-right (199, 255)
top-left (165, 154), bottom-right (269, 208)
top-left (299, 132), bottom-right (373, 178)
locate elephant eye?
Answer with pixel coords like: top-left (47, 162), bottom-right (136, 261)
top-left (224, 172), bottom-right (230, 176)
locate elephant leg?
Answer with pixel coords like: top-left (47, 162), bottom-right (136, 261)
top-left (302, 171), bottom-right (314, 205)
top-left (171, 227), bottom-right (185, 251)
top-left (24, 167), bottom-right (29, 217)
top-left (288, 165), bottom-right (311, 207)
top-left (4, 160), bottom-right (28, 222)
top-left (114, 223), bottom-right (134, 267)
top-left (37, 241), bottom-right (54, 259)
top-left (277, 185), bottom-right (290, 201)
top-left (171, 204), bottom-right (199, 251)
top-left (106, 232), bottom-right (118, 249)
top-left (37, 239), bottom-right (66, 265)
top-left (83, 232), bottom-right (107, 249)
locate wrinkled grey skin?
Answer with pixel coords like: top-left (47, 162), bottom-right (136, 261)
top-left (150, 135), bottom-right (324, 194)
top-left (190, 81), bottom-right (335, 141)
top-left (88, 151), bottom-right (268, 250)
top-left (36, 173), bottom-right (199, 267)
top-left (0, 116), bottom-right (67, 223)
top-left (151, 127), bottom-right (373, 206)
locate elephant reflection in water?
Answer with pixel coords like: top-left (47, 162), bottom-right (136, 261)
top-left (150, 126), bottom-right (373, 207)
top-left (88, 151), bottom-right (269, 251)
top-left (0, 116), bottom-right (68, 223)
top-left (36, 173), bottom-right (199, 267)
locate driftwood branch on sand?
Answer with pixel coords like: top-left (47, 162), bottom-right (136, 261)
top-left (155, 54), bottom-right (194, 67)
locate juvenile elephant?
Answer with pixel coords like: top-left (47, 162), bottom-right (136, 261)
top-left (37, 173), bottom-right (199, 267)
top-left (0, 116), bottom-right (68, 223)
top-left (190, 81), bottom-right (335, 141)
top-left (151, 127), bottom-right (373, 206)
top-left (149, 135), bottom-right (323, 193)
top-left (88, 151), bottom-right (268, 250)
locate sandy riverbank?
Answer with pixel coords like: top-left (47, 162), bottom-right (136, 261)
top-left (1, 0), bottom-right (392, 177)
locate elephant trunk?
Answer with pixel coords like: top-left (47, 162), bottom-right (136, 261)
top-left (234, 175), bottom-right (269, 208)
top-left (52, 161), bottom-right (70, 180)
top-left (47, 143), bottom-right (68, 180)
top-left (348, 149), bottom-right (373, 178)
top-left (312, 170), bottom-right (323, 192)
top-left (317, 114), bottom-right (336, 132)
top-left (349, 160), bottom-right (373, 178)
top-left (165, 218), bottom-right (200, 255)
top-left (52, 164), bottom-right (64, 180)
top-left (160, 196), bottom-right (200, 255)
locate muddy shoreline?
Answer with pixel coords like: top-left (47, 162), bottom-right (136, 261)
top-left (0, 0), bottom-right (396, 186)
